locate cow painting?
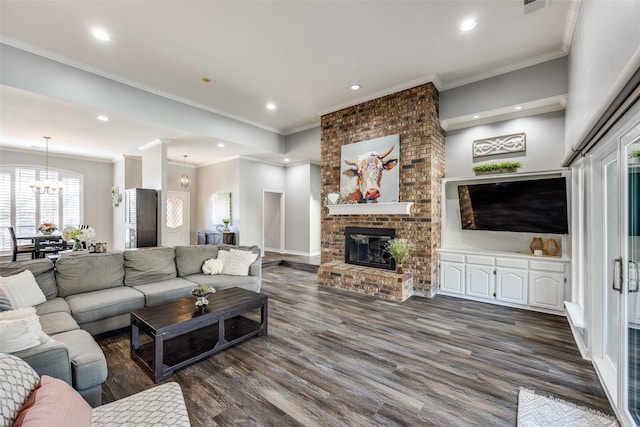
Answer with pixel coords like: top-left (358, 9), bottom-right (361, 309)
top-left (341, 141), bottom-right (399, 203)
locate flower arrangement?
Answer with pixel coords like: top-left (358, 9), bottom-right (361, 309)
top-left (38, 222), bottom-right (57, 234)
top-left (222, 218), bottom-right (231, 231)
top-left (62, 226), bottom-right (96, 243)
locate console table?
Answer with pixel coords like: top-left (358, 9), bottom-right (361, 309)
top-left (196, 230), bottom-right (235, 245)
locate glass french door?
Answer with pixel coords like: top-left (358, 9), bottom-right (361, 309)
top-left (626, 133), bottom-right (640, 424)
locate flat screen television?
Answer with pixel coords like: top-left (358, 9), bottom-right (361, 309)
top-left (457, 177), bottom-right (569, 234)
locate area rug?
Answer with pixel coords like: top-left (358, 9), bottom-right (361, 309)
top-left (517, 388), bottom-right (619, 426)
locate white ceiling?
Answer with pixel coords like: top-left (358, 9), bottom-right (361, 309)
top-left (0, 0), bottom-right (573, 165)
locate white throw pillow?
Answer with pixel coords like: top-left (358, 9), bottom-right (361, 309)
top-left (0, 270), bottom-right (47, 309)
top-left (202, 258), bottom-right (224, 275)
top-left (0, 307), bottom-right (51, 353)
top-left (221, 249), bottom-right (258, 276)
top-left (216, 250), bottom-right (230, 264)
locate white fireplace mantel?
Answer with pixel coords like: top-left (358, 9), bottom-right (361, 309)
top-left (327, 202), bottom-right (413, 215)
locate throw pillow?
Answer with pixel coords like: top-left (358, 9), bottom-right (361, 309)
top-left (216, 249), bottom-right (230, 264)
top-left (0, 270), bottom-right (46, 309)
top-left (202, 258), bottom-right (224, 275)
top-left (221, 249), bottom-right (258, 276)
top-left (0, 307), bottom-right (51, 353)
top-left (0, 353), bottom-right (40, 427)
top-left (13, 375), bottom-right (92, 427)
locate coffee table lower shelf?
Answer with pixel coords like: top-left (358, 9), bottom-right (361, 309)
top-left (133, 316), bottom-right (260, 382)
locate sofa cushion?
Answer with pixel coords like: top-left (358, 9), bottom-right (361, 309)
top-left (185, 273), bottom-right (260, 293)
top-left (35, 298), bottom-right (71, 316)
top-left (221, 249), bottom-right (258, 276)
top-left (13, 375), bottom-right (92, 427)
top-left (56, 253), bottom-right (125, 297)
top-left (0, 307), bottom-right (51, 353)
top-left (0, 259), bottom-right (57, 300)
top-left (174, 245), bottom-right (219, 277)
top-left (132, 277), bottom-right (196, 306)
top-left (65, 287), bottom-right (144, 325)
top-left (0, 270), bottom-right (47, 309)
top-left (51, 329), bottom-right (108, 391)
top-left (39, 312), bottom-right (80, 335)
top-left (0, 353), bottom-right (40, 427)
top-left (124, 247), bottom-right (177, 286)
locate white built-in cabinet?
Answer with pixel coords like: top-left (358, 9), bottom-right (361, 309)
top-left (439, 249), bottom-right (568, 314)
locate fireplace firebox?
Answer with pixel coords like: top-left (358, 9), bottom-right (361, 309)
top-left (344, 227), bottom-right (396, 270)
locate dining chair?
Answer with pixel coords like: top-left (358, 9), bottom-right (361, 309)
top-left (8, 226), bottom-right (37, 262)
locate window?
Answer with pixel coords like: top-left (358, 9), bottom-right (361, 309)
top-left (0, 166), bottom-right (82, 253)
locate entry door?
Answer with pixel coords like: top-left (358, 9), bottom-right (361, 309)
top-left (166, 191), bottom-right (190, 246)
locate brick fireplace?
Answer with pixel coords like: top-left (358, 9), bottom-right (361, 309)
top-left (318, 83), bottom-right (445, 301)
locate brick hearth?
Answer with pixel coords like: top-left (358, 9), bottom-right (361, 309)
top-left (319, 83), bottom-right (445, 300)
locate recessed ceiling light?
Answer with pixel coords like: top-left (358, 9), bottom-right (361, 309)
top-left (350, 84), bottom-right (361, 91)
top-left (284, 158), bottom-right (290, 163)
top-left (515, 106), bottom-right (523, 110)
top-left (218, 143), bottom-right (225, 148)
top-left (92, 28), bottom-right (111, 41)
top-left (266, 103), bottom-right (276, 110)
top-left (96, 115), bottom-right (110, 122)
top-left (460, 19), bottom-right (477, 32)
top-left (473, 114), bottom-right (480, 119)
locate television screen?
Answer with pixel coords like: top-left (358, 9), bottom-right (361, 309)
top-left (458, 177), bottom-right (569, 234)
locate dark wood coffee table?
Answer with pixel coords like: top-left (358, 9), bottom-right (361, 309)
top-left (130, 287), bottom-right (268, 383)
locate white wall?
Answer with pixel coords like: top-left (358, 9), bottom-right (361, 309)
top-left (166, 161), bottom-right (196, 244)
top-left (112, 157), bottom-right (126, 250)
top-left (310, 163), bottom-right (321, 255)
top-left (238, 158), bottom-right (285, 248)
top-left (141, 141), bottom-right (167, 245)
top-left (440, 57), bottom-right (568, 121)
top-left (565, 0), bottom-right (640, 154)
top-left (0, 148), bottom-right (114, 249)
top-left (285, 164), bottom-right (311, 254)
top-left (263, 192), bottom-right (282, 251)
top-left (445, 110), bottom-right (566, 178)
top-left (196, 158), bottom-right (240, 240)
top-left (285, 127), bottom-right (321, 162)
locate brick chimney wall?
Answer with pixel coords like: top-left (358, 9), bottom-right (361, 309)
top-left (319, 83), bottom-right (445, 298)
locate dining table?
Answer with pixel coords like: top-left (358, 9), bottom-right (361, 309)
top-left (15, 233), bottom-right (71, 258)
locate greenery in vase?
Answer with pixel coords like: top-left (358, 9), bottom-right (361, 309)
top-left (472, 161), bottom-right (522, 173)
top-left (191, 285), bottom-right (214, 295)
top-left (384, 238), bottom-right (414, 264)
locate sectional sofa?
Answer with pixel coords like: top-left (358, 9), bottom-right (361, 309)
top-left (0, 244), bottom-right (261, 407)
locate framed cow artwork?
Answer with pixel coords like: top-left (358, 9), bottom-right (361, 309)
top-left (340, 134), bottom-right (400, 203)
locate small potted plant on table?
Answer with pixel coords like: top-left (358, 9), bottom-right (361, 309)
top-left (190, 285), bottom-right (215, 307)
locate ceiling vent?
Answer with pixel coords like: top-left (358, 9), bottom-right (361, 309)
top-left (524, 0), bottom-right (547, 14)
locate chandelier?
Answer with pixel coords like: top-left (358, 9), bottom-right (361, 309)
top-left (179, 154), bottom-right (190, 188)
top-left (30, 136), bottom-right (64, 194)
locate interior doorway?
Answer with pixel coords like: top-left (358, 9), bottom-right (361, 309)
top-left (263, 190), bottom-right (284, 254)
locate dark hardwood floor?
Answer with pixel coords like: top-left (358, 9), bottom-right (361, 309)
top-left (99, 265), bottom-right (614, 426)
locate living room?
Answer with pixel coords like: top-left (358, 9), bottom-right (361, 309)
top-left (1, 1), bottom-right (640, 426)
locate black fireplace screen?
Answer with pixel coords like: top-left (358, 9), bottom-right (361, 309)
top-left (344, 227), bottom-right (396, 270)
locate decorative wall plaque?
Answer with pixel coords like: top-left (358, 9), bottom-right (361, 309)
top-left (473, 132), bottom-right (526, 158)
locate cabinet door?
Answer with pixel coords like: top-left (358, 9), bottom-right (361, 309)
top-left (496, 268), bottom-right (528, 305)
top-left (466, 265), bottom-right (494, 300)
top-left (440, 262), bottom-right (465, 295)
top-left (529, 271), bottom-right (564, 311)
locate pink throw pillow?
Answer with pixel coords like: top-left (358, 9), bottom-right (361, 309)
top-left (13, 375), bottom-right (92, 427)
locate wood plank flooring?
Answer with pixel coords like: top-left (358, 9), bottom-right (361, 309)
top-left (99, 266), bottom-right (614, 426)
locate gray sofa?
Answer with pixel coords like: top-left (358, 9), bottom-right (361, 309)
top-left (0, 244), bottom-right (261, 407)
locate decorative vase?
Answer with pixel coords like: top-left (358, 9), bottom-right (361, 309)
top-left (530, 237), bottom-right (544, 256)
top-left (43, 231), bottom-right (52, 235)
top-left (544, 238), bottom-right (560, 257)
top-left (396, 264), bottom-right (404, 274)
top-left (190, 289), bottom-right (215, 307)
top-left (73, 240), bottom-right (83, 251)
top-left (223, 221), bottom-right (230, 232)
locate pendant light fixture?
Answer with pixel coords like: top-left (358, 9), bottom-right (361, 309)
top-left (30, 136), bottom-right (64, 194)
top-left (179, 155), bottom-right (190, 188)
